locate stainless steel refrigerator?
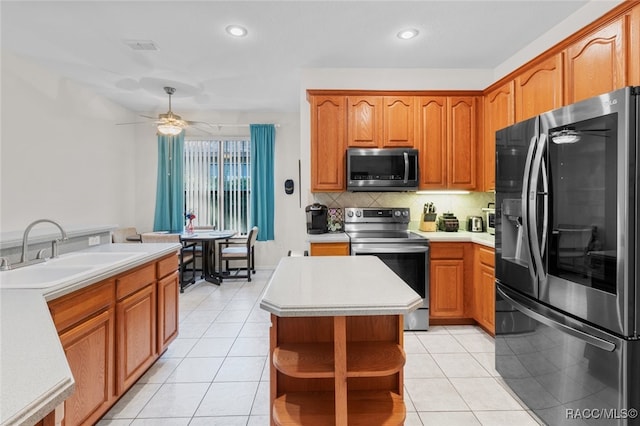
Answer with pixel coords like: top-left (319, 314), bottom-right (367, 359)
top-left (495, 86), bottom-right (639, 425)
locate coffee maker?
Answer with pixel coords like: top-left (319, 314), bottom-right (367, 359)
top-left (305, 203), bottom-right (328, 234)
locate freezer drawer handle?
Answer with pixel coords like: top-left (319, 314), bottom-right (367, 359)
top-left (497, 287), bottom-right (616, 352)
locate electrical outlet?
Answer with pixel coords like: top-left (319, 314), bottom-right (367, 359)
top-left (88, 236), bottom-right (101, 246)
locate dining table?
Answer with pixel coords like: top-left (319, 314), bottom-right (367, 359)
top-left (179, 230), bottom-right (237, 285)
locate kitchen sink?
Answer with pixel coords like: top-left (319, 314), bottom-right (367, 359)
top-left (0, 251), bottom-right (146, 289)
top-left (0, 264), bottom-right (92, 287)
top-left (47, 252), bottom-right (142, 267)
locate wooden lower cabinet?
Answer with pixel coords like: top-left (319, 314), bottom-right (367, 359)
top-left (157, 271), bottom-right (179, 353)
top-left (473, 246), bottom-right (496, 335)
top-left (47, 253), bottom-right (178, 426)
top-left (309, 242), bottom-right (350, 256)
top-left (269, 314), bottom-right (405, 426)
top-left (116, 283), bottom-right (157, 394)
top-left (429, 242), bottom-right (474, 323)
top-left (59, 308), bottom-right (115, 426)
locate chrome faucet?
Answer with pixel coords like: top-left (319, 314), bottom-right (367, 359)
top-left (20, 219), bottom-right (68, 265)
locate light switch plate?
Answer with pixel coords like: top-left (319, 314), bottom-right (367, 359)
top-left (88, 236), bottom-right (101, 246)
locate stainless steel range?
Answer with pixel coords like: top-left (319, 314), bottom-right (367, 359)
top-left (344, 207), bottom-right (429, 330)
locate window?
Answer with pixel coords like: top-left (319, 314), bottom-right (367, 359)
top-left (184, 139), bottom-right (251, 234)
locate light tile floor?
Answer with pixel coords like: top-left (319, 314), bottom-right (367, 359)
top-left (97, 270), bottom-right (542, 425)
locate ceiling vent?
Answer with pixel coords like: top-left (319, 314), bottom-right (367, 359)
top-left (124, 40), bottom-right (159, 51)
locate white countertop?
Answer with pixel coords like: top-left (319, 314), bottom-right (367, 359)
top-left (306, 232), bottom-right (350, 243)
top-left (0, 242), bottom-right (180, 426)
top-left (306, 230), bottom-right (494, 248)
top-left (260, 256), bottom-right (422, 317)
top-left (413, 230), bottom-right (495, 248)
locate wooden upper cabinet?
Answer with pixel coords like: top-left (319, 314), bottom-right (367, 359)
top-left (310, 95), bottom-right (346, 192)
top-left (629, 3), bottom-right (640, 86)
top-left (483, 82), bottom-right (514, 192)
top-left (515, 53), bottom-right (564, 121)
top-left (347, 96), bottom-right (383, 147)
top-left (417, 97), bottom-right (447, 188)
top-left (347, 95), bottom-right (415, 148)
top-left (383, 96), bottom-right (416, 147)
top-left (448, 97), bottom-right (477, 189)
top-left (565, 17), bottom-right (626, 103)
top-left (417, 96), bottom-right (478, 190)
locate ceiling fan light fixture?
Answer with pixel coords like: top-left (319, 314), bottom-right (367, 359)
top-left (157, 123), bottom-right (185, 136)
top-left (226, 25), bottom-right (248, 37)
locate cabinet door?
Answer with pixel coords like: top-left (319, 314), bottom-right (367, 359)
top-left (310, 95), bottom-right (346, 191)
top-left (59, 309), bottom-right (115, 426)
top-left (483, 82), bottom-right (514, 191)
top-left (417, 96), bottom-right (447, 189)
top-left (447, 96), bottom-right (477, 189)
top-left (477, 263), bottom-right (496, 333)
top-left (565, 18), bottom-right (626, 103)
top-left (309, 242), bottom-right (350, 256)
top-left (116, 284), bottom-right (157, 394)
top-left (157, 272), bottom-right (179, 353)
top-left (430, 259), bottom-right (465, 318)
top-left (629, 4), bottom-right (640, 86)
top-left (383, 96), bottom-right (415, 147)
top-left (347, 96), bottom-right (383, 147)
top-left (515, 54), bottom-right (563, 122)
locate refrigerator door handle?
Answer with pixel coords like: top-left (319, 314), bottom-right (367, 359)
top-left (521, 134), bottom-right (538, 282)
top-left (497, 286), bottom-right (616, 352)
top-left (540, 157), bottom-right (549, 258)
top-left (529, 133), bottom-right (548, 283)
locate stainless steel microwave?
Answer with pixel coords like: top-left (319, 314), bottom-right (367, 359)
top-left (346, 148), bottom-right (419, 191)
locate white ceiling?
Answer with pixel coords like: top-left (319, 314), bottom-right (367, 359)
top-left (1, 1), bottom-right (600, 114)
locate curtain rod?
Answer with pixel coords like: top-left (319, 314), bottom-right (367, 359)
top-left (202, 123), bottom-right (280, 129)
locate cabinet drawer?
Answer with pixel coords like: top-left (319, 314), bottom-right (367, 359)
top-left (49, 279), bottom-right (115, 333)
top-left (478, 247), bottom-right (495, 267)
top-left (430, 243), bottom-right (465, 259)
top-left (116, 263), bottom-right (155, 300)
top-left (157, 253), bottom-right (179, 278)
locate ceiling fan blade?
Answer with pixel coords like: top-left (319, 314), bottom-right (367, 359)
top-left (140, 114), bottom-right (158, 120)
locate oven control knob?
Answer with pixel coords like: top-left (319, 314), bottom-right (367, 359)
top-left (402, 210), bottom-right (409, 217)
top-left (347, 210), bottom-right (354, 217)
top-left (355, 210), bottom-right (362, 217)
top-left (394, 210), bottom-right (401, 217)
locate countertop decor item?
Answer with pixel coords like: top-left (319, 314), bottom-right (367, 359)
top-left (437, 212), bottom-right (459, 232)
top-left (327, 207), bottom-right (343, 232)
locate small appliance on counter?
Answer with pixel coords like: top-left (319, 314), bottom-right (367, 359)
top-left (437, 213), bottom-right (459, 232)
top-left (467, 216), bottom-right (484, 232)
top-left (482, 203), bottom-right (495, 235)
top-left (305, 203), bottom-right (328, 234)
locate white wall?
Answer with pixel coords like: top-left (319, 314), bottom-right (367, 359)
top-left (0, 50), bottom-right (138, 233)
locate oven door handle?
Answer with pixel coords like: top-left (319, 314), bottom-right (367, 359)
top-left (352, 246), bottom-right (429, 254)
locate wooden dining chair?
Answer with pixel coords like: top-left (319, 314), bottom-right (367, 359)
top-left (218, 226), bottom-right (259, 282)
top-left (141, 233), bottom-right (197, 290)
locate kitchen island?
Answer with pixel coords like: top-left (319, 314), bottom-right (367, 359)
top-left (260, 256), bottom-right (422, 426)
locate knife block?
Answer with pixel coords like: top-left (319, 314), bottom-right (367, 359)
top-left (419, 213), bottom-right (437, 232)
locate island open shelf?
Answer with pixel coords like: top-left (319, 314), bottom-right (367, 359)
top-left (260, 256), bottom-right (422, 426)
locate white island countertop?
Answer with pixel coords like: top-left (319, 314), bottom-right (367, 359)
top-left (260, 256), bottom-right (422, 317)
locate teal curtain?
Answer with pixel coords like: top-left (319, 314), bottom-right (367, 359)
top-left (153, 132), bottom-right (185, 232)
top-left (250, 124), bottom-right (275, 241)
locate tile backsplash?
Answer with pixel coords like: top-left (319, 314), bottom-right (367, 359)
top-left (313, 191), bottom-right (495, 231)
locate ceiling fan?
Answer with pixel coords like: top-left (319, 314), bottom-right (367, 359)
top-left (117, 86), bottom-right (201, 135)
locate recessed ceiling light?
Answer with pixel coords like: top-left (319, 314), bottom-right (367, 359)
top-left (397, 29), bottom-right (419, 40)
top-left (226, 25), bottom-right (248, 37)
